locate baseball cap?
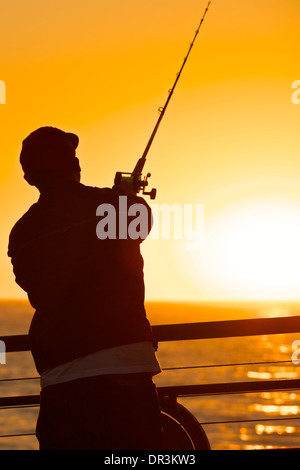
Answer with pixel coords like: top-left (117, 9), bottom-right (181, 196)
top-left (20, 126), bottom-right (80, 179)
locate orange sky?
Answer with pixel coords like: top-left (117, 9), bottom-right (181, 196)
top-left (1, 0), bottom-right (300, 302)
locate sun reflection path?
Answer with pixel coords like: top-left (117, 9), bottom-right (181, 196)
top-left (249, 403), bottom-right (300, 416)
top-left (255, 424), bottom-right (296, 435)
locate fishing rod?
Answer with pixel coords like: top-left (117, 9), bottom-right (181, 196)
top-left (114, 1), bottom-right (212, 199)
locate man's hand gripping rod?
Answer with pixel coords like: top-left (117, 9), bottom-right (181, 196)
top-left (114, 1), bottom-right (211, 199)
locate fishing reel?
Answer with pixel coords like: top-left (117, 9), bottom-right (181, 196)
top-left (114, 171), bottom-right (157, 200)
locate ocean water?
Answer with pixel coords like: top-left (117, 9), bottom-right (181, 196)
top-left (1, 299), bottom-right (300, 450)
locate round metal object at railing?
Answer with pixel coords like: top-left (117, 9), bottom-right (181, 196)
top-left (160, 400), bottom-right (211, 450)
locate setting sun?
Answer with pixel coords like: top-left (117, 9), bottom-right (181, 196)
top-left (204, 196), bottom-right (300, 300)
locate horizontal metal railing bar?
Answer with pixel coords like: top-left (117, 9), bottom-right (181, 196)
top-left (158, 379), bottom-right (300, 397)
top-left (0, 395), bottom-right (40, 408)
top-left (0, 404), bottom-right (38, 411)
top-left (0, 432), bottom-right (35, 438)
top-left (152, 315), bottom-right (300, 342)
top-left (200, 416), bottom-right (300, 426)
top-left (2, 315), bottom-right (300, 352)
top-left (162, 359), bottom-right (294, 371)
top-left (0, 377), bottom-right (39, 383)
top-left (0, 335), bottom-right (30, 352)
top-left (1, 378), bottom-right (300, 409)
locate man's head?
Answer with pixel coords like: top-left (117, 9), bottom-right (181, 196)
top-left (20, 126), bottom-right (81, 189)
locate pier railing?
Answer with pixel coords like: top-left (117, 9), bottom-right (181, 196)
top-left (1, 315), bottom-right (300, 448)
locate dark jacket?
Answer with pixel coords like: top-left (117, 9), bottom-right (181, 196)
top-left (8, 181), bottom-right (154, 374)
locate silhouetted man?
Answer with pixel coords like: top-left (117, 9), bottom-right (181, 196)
top-left (8, 126), bottom-right (163, 450)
